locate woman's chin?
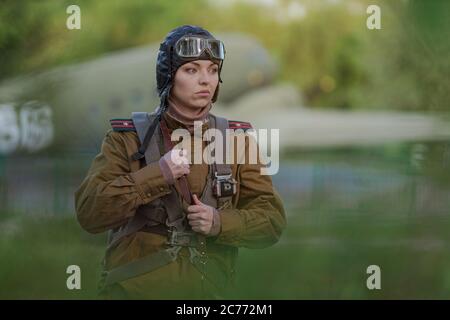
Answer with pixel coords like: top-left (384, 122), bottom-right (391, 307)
top-left (188, 99), bottom-right (211, 109)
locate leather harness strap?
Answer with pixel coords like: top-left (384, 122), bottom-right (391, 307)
top-left (159, 117), bottom-right (209, 280)
top-left (159, 118), bottom-right (193, 205)
top-left (100, 112), bottom-right (233, 290)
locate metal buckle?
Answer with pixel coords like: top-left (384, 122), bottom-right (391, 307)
top-left (214, 172), bottom-right (237, 198)
top-left (167, 229), bottom-right (198, 247)
top-left (215, 172), bottom-right (232, 180)
top-left (188, 247), bottom-right (205, 264)
top-left (165, 246), bottom-right (182, 261)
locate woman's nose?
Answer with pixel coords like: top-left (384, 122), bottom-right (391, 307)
top-left (198, 69), bottom-right (212, 84)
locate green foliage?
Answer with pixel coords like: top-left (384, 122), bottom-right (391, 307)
top-left (0, 0), bottom-right (209, 77)
top-left (0, 0), bottom-right (448, 111)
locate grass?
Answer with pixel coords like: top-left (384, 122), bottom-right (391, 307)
top-left (0, 214), bottom-right (105, 299)
top-left (1, 209), bottom-right (450, 299)
top-left (234, 211), bottom-right (450, 299)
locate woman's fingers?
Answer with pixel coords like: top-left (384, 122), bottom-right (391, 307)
top-left (170, 148), bottom-right (189, 165)
top-left (162, 149), bottom-right (191, 180)
top-left (188, 220), bottom-right (204, 227)
top-left (192, 194), bottom-right (203, 205)
top-left (187, 206), bottom-right (203, 214)
top-left (172, 163), bottom-right (190, 178)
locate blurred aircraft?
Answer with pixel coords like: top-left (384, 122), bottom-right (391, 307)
top-left (1, 33), bottom-right (450, 216)
top-left (0, 33), bottom-right (276, 155)
top-left (1, 32), bottom-right (450, 157)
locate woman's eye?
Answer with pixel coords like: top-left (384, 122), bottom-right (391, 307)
top-left (186, 68), bottom-right (196, 74)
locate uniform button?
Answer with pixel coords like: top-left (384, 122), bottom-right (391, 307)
top-left (201, 275), bottom-right (205, 280)
top-left (200, 241), bottom-right (204, 245)
top-left (146, 193), bottom-right (151, 197)
top-left (159, 186), bottom-right (165, 192)
top-left (201, 251), bottom-right (206, 255)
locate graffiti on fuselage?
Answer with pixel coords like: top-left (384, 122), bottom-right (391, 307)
top-left (0, 101), bottom-right (53, 154)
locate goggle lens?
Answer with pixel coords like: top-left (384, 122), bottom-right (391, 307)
top-left (175, 37), bottom-right (225, 60)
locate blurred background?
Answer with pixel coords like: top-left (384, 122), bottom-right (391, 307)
top-left (0, 0), bottom-right (449, 299)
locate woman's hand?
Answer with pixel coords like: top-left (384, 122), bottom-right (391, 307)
top-left (159, 148), bottom-right (190, 184)
top-left (187, 194), bottom-right (221, 236)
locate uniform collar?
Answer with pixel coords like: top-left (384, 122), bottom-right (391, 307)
top-left (162, 110), bottom-right (210, 135)
top-left (164, 96), bottom-right (212, 134)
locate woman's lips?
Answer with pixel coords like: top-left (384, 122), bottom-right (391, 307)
top-left (195, 91), bottom-right (210, 97)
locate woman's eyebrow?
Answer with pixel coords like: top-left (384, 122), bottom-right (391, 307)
top-left (188, 62), bottom-right (217, 67)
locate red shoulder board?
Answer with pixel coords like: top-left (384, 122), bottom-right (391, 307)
top-left (110, 119), bottom-right (136, 132)
top-left (228, 120), bottom-right (253, 131)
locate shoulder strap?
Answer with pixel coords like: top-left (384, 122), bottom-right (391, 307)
top-left (132, 111), bottom-right (186, 230)
top-left (131, 112), bottom-right (161, 163)
top-left (131, 112), bottom-right (161, 161)
top-left (211, 114), bottom-right (232, 176)
top-left (200, 114), bottom-right (234, 209)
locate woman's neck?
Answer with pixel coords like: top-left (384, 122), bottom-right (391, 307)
top-left (167, 96), bottom-right (211, 125)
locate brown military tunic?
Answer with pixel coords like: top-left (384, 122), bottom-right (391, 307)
top-left (74, 111), bottom-right (286, 299)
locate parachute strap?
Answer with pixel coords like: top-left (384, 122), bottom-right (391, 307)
top-left (101, 246), bottom-right (182, 288)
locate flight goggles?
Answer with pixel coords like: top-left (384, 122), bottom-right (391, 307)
top-left (174, 36), bottom-right (225, 60)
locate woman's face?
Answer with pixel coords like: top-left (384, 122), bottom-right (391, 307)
top-left (170, 60), bottom-right (219, 110)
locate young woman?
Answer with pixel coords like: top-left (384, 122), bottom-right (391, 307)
top-left (75, 25), bottom-right (286, 299)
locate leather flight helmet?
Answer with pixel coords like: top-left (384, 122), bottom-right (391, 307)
top-left (156, 25), bottom-right (225, 112)
top-left (132, 25), bottom-right (225, 162)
